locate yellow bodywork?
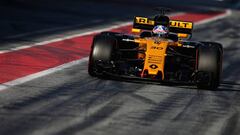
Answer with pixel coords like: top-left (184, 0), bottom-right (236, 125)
top-left (131, 16), bottom-right (193, 80)
top-left (135, 38), bottom-right (181, 80)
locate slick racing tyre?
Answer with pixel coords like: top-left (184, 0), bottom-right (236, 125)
top-left (88, 34), bottom-right (116, 77)
top-left (196, 42), bottom-right (223, 90)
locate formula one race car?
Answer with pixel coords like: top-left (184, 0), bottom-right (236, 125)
top-left (88, 10), bottom-right (223, 90)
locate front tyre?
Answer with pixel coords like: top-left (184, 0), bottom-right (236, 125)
top-left (88, 34), bottom-right (116, 77)
top-left (196, 42), bottom-right (223, 90)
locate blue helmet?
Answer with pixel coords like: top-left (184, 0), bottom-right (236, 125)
top-left (152, 25), bottom-right (169, 37)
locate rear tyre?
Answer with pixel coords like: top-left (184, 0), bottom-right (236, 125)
top-left (196, 42), bottom-right (223, 90)
top-left (88, 34), bottom-right (116, 77)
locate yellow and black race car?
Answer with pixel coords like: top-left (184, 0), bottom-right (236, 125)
top-left (88, 11), bottom-right (223, 90)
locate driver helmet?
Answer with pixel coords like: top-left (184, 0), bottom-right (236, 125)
top-left (152, 25), bottom-right (169, 37)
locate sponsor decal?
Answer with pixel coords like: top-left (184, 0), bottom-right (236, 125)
top-left (151, 46), bottom-right (163, 50)
top-left (135, 17), bottom-right (155, 25)
top-left (154, 38), bottom-right (162, 44)
top-left (182, 44), bottom-right (195, 48)
top-left (149, 64), bottom-right (158, 69)
top-left (170, 20), bottom-right (193, 29)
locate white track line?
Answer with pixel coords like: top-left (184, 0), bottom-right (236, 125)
top-left (0, 22), bottom-right (132, 54)
top-left (0, 57), bottom-right (89, 91)
top-left (0, 12), bottom-right (185, 54)
top-left (195, 9), bottom-right (232, 25)
top-left (4, 19), bottom-right (103, 39)
top-left (0, 10), bottom-right (232, 91)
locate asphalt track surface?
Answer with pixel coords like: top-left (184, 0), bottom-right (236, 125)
top-left (0, 0), bottom-right (240, 135)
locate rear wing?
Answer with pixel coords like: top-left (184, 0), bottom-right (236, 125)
top-left (133, 16), bottom-right (193, 38)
